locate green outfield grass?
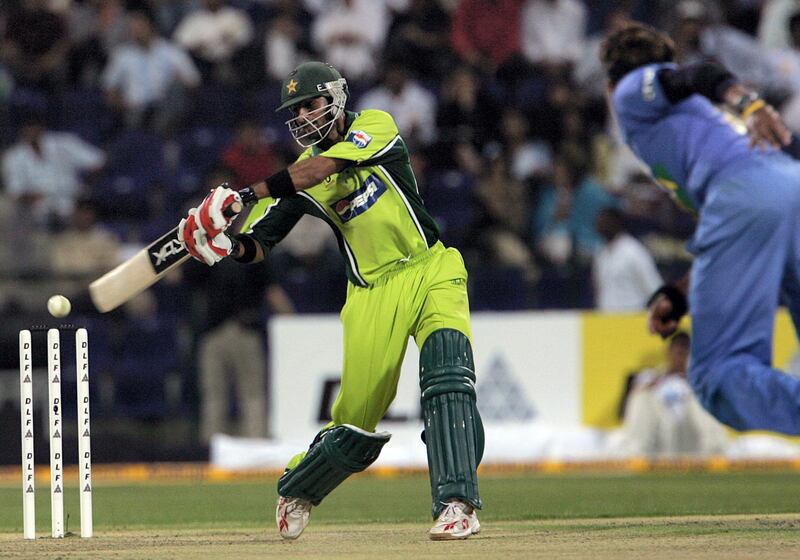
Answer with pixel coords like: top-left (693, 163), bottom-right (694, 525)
top-left (1, 471), bottom-right (800, 530)
top-left (2, 472), bottom-right (800, 559)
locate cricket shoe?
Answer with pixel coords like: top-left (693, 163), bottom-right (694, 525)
top-left (428, 500), bottom-right (481, 541)
top-left (276, 495), bottom-right (312, 540)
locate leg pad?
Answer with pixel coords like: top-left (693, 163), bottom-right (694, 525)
top-left (278, 424), bottom-right (390, 505)
top-left (420, 329), bottom-right (484, 518)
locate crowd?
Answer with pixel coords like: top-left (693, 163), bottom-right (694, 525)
top-left (0, 0), bottom-right (798, 430)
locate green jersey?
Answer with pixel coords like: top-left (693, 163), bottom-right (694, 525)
top-left (240, 110), bottom-right (440, 287)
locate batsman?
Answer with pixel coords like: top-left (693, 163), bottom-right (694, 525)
top-left (178, 61), bottom-right (483, 540)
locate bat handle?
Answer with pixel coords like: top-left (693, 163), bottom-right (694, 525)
top-left (223, 201), bottom-right (243, 218)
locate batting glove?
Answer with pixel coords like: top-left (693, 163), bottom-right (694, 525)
top-left (178, 208), bottom-right (234, 266)
top-left (197, 183), bottom-right (242, 238)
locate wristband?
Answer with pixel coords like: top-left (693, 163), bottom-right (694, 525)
top-left (647, 285), bottom-right (688, 322)
top-left (265, 168), bottom-right (295, 198)
top-left (732, 91), bottom-right (760, 115)
top-left (740, 99), bottom-right (766, 119)
top-left (230, 234), bottom-right (259, 264)
top-left (239, 186), bottom-right (257, 206)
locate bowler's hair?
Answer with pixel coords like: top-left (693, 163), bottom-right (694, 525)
top-left (600, 21), bottom-right (676, 85)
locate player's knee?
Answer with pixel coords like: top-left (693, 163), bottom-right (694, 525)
top-left (419, 328), bottom-right (476, 401)
top-left (688, 360), bottom-right (715, 405)
top-left (688, 357), bottom-right (737, 421)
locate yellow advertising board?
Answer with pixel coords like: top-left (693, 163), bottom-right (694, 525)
top-left (582, 311), bottom-right (798, 428)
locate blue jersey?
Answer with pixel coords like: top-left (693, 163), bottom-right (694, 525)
top-left (613, 63), bottom-right (770, 212)
top-left (613, 65), bottom-right (800, 436)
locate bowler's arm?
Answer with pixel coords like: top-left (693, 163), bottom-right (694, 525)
top-left (658, 62), bottom-right (791, 149)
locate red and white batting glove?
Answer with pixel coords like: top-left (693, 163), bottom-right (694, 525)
top-left (197, 184), bottom-right (242, 237)
top-left (178, 208), bottom-right (234, 266)
top-left (178, 184), bottom-right (242, 266)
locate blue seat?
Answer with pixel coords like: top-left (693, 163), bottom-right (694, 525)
top-left (425, 170), bottom-right (475, 249)
top-left (176, 126), bottom-right (232, 177)
top-left (57, 88), bottom-right (113, 143)
top-left (113, 318), bottom-right (177, 419)
top-left (92, 173), bottom-right (154, 218)
top-left (166, 165), bottom-right (204, 209)
top-left (105, 128), bottom-right (166, 179)
top-left (8, 87), bottom-right (49, 116)
top-left (470, 265), bottom-right (530, 311)
top-left (192, 85), bottom-right (244, 127)
top-left (248, 86), bottom-right (295, 147)
top-left (249, 85), bottom-right (282, 124)
top-left (93, 129), bottom-right (166, 217)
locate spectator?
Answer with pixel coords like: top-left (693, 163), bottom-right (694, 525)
top-left (497, 107), bottom-right (552, 183)
top-left (758, 0), bottom-right (800, 49)
top-left (520, 0), bottom-right (588, 74)
top-left (184, 169), bottom-right (295, 442)
top-left (434, 65), bottom-right (500, 167)
top-left (102, 8), bottom-right (200, 133)
top-left (574, 8), bottom-right (632, 100)
top-left (1, 0), bottom-right (69, 92)
top-left (772, 12), bottom-right (800, 132)
top-left (64, 0), bottom-right (129, 88)
top-left (1, 111), bottom-right (105, 228)
top-left (668, 0), bottom-right (790, 98)
top-left (311, 0), bottom-right (390, 83)
top-left (50, 198), bottom-right (121, 277)
top-left (219, 120), bottom-right (277, 189)
top-left (263, 0), bottom-right (314, 82)
top-left (357, 62), bottom-right (437, 148)
top-left (173, 0), bottom-right (254, 85)
top-left (616, 333), bottom-right (729, 457)
top-left (593, 207), bottom-right (662, 312)
top-left (450, 0), bottom-right (524, 76)
top-left (385, 0), bottom-right (453, 81)
top-left (473, 152), bottom-right (538, 281)
top-left (532, 152), bottom-right (617, 267)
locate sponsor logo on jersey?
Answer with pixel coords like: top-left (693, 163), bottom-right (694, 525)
top-left (346, 130), bottom-right (372, 149)
top-left (330, 174), bottom-right (387, 222)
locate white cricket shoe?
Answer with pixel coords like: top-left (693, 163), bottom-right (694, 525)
top-left (276, 495), bottom-right (312, 540)
top-left (428, 500), bottom-right (481, 541)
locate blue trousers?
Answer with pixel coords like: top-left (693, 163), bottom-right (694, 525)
top-left (688, 154), bottom-right (800, 434)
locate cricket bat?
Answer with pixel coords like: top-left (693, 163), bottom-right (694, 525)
top-left (89, 200), bottom-right (245, 313)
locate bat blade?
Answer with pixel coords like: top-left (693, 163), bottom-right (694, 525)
top-left (89, 226), bottom-right (190, 313)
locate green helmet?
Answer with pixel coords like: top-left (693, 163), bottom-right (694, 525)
top-left (276, 61), bottom-right (348, 112)
top-left (277, 61), bottom-right (349, 147)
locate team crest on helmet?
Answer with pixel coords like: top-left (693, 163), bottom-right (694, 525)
top-left (346, 130), bottom-right (372, 149)
top-left (286, 79), bottom-right (298, 94)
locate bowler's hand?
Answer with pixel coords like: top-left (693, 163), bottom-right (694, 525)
top-left (647, 294), bottom-right (680, 339)
top-left (746, 104), bottom-right (791, 150)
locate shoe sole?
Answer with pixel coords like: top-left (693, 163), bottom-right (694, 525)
top-left (429, 531), bottom-right (473, 541)
top-left (429, 525), bottom-right (480, 541)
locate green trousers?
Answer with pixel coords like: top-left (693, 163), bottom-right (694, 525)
top-left (334, 241), bottom-right (472, 430)
top-left (286, 242), bottom-right (471, 469)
